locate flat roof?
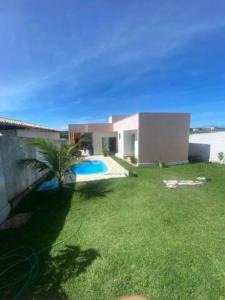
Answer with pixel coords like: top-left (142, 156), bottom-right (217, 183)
top-left (69, 112), bottom-right (190, 132)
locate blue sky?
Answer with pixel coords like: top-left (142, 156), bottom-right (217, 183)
top-left (1, 0), bottom-right (225, 129)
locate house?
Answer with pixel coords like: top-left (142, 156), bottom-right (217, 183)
top-left (69, 112), bottom-right (190, 166)
top-left (190, 126), bottom-right (225, 134)
top-left (190, 128), bottom-right (201, 133)
top-left (0, 116), bottom-right (60, 140)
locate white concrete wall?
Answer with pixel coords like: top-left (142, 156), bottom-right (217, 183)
top-left (16, 129), bottom-right (60, 140)
top-left (108, 115), bottom-right (128, 123)
top-left (134, 136), bottom-right (138, 158)
top-left (113, 113), bottom-right (139, 131)
top-left (116, 131), bottom-right (124, 158)
top-left (123, 131), bottom-right (133, 156)
top-left (92, 132), bottom-right (117, 154)
top-left (123, 130), bottom-right (138, 157)
top-left (0, 135), bottom-right (63, 224)
top-left (189, 132), bottom-right (225, 162)
top-left (113, 114), bottom-right (139, 159)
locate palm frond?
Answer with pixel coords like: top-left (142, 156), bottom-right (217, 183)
top-left (25, 138), bottom-right (59, 169)
top-left (20, 158), bottom-right (49, 173)
top-left (22, 138), bottom-right (79, 186)
top-left (63, 143), bottom-right (80, 156)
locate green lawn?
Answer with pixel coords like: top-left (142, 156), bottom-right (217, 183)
top-left (1, 162), bottom-right (225, 299)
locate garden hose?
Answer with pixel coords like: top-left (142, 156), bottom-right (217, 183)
top-left (0, 222), bottom-right (82, 300)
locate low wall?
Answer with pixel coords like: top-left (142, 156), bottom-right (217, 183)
top-left (0, 136), bottom-right (61, 224)
top-left (189, 132), bottom-right (225, 162)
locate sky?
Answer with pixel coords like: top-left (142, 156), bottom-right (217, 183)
top-left (1, 0), bottom-right (225, 129)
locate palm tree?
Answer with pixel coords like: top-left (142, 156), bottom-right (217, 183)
top-left (21, 138), bottom-right (78, 188)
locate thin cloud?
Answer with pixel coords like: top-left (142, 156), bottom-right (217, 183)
top-left (0, 0), bottom-right (225, 127)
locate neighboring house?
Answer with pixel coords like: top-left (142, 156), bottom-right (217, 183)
top-left (190, 128), bottom-right (201, 133)
top-left (0, 116), bottom-right (60, 140)
top-left (69, 112), bottom-right (190, 166)
top-left (190, 126), bottom-right (225, 134)
top-left (0, 117), bottom-right (61, 224)
top-left (189, 131), bottom-right (225, 162)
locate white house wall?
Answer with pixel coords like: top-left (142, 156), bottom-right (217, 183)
top-left (92, 132), bottom-right (117, 154)
top-left (116, 131), bottom-right (124, 158)
top-left (113, 114), bottom-right (139, 159)
top-left (189, 132), bottom-right (225, 162)
top-left (134, 136), bottom-right (138, 158)
top-left (123, 132), bottom-right (133, 156)
top-left (123, 130), bottom-right (138, 157)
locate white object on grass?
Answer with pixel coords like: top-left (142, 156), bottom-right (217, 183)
top-left (163, 179), bottom-right (204, 189)
top-left (196, 177), bottom-right (206, 181)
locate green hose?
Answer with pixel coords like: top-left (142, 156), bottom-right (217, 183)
top-left (0, 222), bottom-right (82, 299)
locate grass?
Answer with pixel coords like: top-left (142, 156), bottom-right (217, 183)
top-left (1, 162), bottom-right (225, 299)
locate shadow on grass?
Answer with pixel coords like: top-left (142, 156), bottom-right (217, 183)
top-left (0, 184), bottom-right (99, 299)
top-left (32, 245), bottom-right (99, 299)
top-left (76, 180), bottom-right (113, 201)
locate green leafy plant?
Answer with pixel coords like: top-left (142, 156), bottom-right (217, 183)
top-left (128, 167), bottom-right (138, 177)
top-left (20, 138), bottom-right (78, 188)
top-left (130, 156), bottom-right (138, 165)
top-left (156, 160), bottom-right (166, 168)
top-left (79, 133), bottom-right (92, 148)
top-left (102, 148), bottom-right (109, 157)
top-left (218, 152), bottom-right (224, 162)
top-left (70, 141), bottom-right (82, 157)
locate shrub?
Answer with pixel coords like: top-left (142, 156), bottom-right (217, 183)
top-left (218, 152), bottom-right (224, 162)
top-left (156, 160), bottom-right (166, 168)
top-left (128, 168), bottom-right (138, 177)
top-left (130, 156), bottom-right (137, 165)
top-left (102, 148), bottom-right (109, 156)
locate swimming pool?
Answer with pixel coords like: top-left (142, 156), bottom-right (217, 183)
top-left (73, 160), bottom-right (108, 175)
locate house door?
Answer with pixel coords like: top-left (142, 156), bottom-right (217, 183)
top-left (109, 137), bottom-right (117, 153)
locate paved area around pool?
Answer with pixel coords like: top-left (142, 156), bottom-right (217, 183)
top-left (65, 155), bottom-right (129, 183)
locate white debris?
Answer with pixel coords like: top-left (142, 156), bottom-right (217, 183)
top-left (163, 180), bottom-right (178, 188)
top-left (196, 177), bottom-right (206, 181)
top-left (163, 179), bottom-right (204, 189)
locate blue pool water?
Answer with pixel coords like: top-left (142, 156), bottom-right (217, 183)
top-left (73, 160), bottom-right (108, 175)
